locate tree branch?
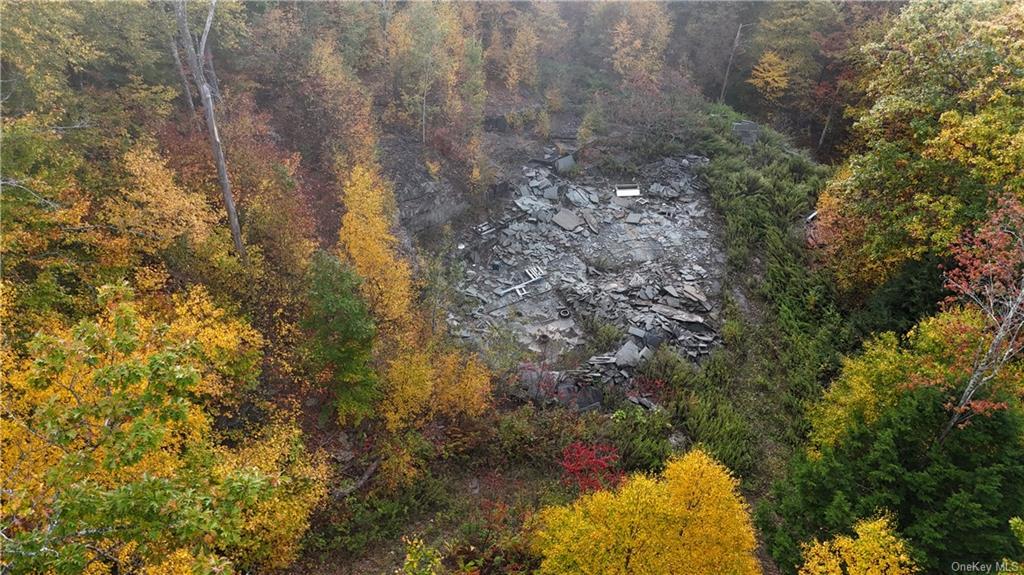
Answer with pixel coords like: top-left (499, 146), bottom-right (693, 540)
top-left (332, 458), bottom-right (380, 500)
top-left (198, 0), bottom-right (218, 60)
top-left (1, 178), bottom-right (62, 210)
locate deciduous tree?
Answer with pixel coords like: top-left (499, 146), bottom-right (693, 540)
top-left (815, 1), bottom-right (1019, 294)
top-left (809, 309), bottom-right (1023, 450)
top-left (0, 285), bottom-right (325, 574)
top-left (387, 2), bottom-right (450, 143)
top-left (609, 2), bottom-right (673, 96)
top-left (104, 146), bottom-right (217, 255)
top-left (748, 50), bottom-right (790, 104)
top-left (506, 23), bottom-right (539, 93)
top-left (765, 384), bottom-right (1024, 572)
top-left (173, 0), bottom-right (246, 262)
top-left (532, 449), bottom-right (759, 575)
top-left (799, 517), bottom-right (918, 575)
top-left (337, 163), bottom-right (413, 336)
top-left (302, 252), bottom-right (377, 424)
top-left (939, 196), bottom-right (1024, 442)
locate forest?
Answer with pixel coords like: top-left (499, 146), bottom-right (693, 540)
top-left (1, 1), bottom-right (1022, 574)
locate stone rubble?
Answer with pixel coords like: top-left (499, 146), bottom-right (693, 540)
top-left (447, 154), bottom-right (727, 409)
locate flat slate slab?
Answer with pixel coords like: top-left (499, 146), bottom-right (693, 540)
top-left (649, 304), bottom-right (705, 325)
top-left (615, 340), bottom-right (642, 367)
top-left (552, 208), bottom-right (584, 231)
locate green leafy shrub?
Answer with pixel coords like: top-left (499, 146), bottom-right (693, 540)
top-left (327, 474), bottom-right (448, 555)
top-left (679, 391), bottom-right (754, 477)
top-left (582, 318), bottom-right (624, 354)
top-left (449, 495), bottom-right (542, 575)
top-left (301, 251), bottom-right (377, 424)
top-left (399, 537), bottom-right (444, 575)
top-left (492, 405), bottom-right (599, 467)
top-left (637, 346), bottom-right (752, 476)
top-left (609, 406), bottom-right (672, 472)
top-left (636, 345), bottom-right (697, 394)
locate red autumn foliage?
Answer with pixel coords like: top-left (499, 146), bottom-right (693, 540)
top-left (634, 376), bottom-right (668, 402)
top-left (938, 195), bottom-right (1024, 440)
top-left (559, 441), bottom-right (623, 493)
top-left (945, 196), bottom-right (1024, 313)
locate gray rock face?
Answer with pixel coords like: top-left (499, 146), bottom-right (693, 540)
top-left (554, 154), bottom-right (576, 174)
top-left (446, 154), bottom-right (725, 398)
top-left (649, 304), bottom-right (704, 325)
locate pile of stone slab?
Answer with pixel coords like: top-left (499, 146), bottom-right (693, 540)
top-left (448, 155), bottom-right (726, 391)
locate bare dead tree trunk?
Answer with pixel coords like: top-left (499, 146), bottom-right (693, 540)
top-left (170, 37), bottom-right (196, 120)
top-left (817, 92), bottom-right (837, 150)
top-left (204, 44), bottom-right (221, 102)
top-left (379, 0), bottom-right (392, 98)
top-left (175, 0), bottom-right (247, 263)
top-left (420, 50), bottom-right (434, 144)
top-left (719, 23), bottom-right (750, 104)
top-left (331, 459), bottom-right (380, 500)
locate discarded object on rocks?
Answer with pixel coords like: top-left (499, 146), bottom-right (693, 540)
top-left (615, 183), bottom-right (641, 197)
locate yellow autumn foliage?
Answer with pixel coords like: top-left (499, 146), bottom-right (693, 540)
top-left (381, 345), bottom-right (492, 434)
top-left (431, 349), bottom-right (491, 421)
top-left (799, 516), bottom-right (918, 575)
top-left (2, 286), bottom-right (327, 572)
top-left (382, 349), bottom-right (437, 433)
top-left (104, 146), bottom-right (217, 254)
top-left (808, 308), bottom-right (1023, 451)
top-left (808, 331), bottom-right (907, 450)
top-left (532, 448), bottom-right (759, 575)
top-left (304, 38), bottom-right (377, 175)
top-left (506, 24), bottom-right (539, 91)
top-left (139, 548), bottom-right (198, 575)
top-left (166, 285), bottom-right (265, 406)
top-left (813, 166), bottom-right (895, 292)
top-left (749, 50), bottom-right (791, 103)
top-left (1, 298), bottom-right (212, 525)
top-left (216, 421), bottom-right (329, 570)
top-left (336, 158), bottom-right (492, 486)
top-left (926, 1), bottom-right (1023, 197)
top-left (1, 1), bottom-right (101, 113)
top-left (610, 2), bottom-right (673, 94)
top-left (338, 163), bottom-right (414, 337)
top-left (2, 306), bottom-right (207, 511)
top-left (337, 161), bottom-right (491, 414)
